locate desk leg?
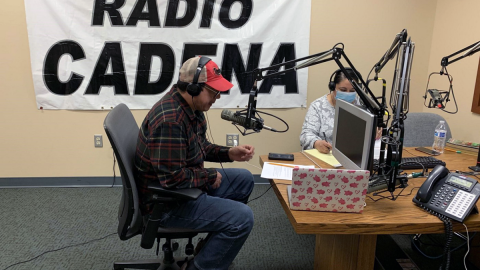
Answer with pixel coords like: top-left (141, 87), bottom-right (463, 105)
top-left (314, 234), bottom-right (377, 270)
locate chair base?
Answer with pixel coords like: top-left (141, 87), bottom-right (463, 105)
top-left (114, 256), bottom-right (192, 270)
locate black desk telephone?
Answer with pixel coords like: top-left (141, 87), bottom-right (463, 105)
top-left (413, 165), bottom-right (480, 223)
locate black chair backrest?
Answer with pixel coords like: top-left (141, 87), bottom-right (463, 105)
top-left (103, 104), bottom-right (142, 240)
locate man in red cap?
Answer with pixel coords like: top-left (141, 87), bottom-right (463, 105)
top-left (135, 56), bottom-right (255, 270)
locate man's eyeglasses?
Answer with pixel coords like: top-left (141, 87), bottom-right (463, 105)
top-left (204, 85), bottom-right (221, 98)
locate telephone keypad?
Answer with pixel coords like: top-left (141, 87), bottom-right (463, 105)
top-left (432, 187), bottom-right (458, 210)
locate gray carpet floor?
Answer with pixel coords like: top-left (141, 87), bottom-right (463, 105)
top-left (0, 184), bottom-right (315, 270)
top-left (0, 184), bottom-right (478, 270)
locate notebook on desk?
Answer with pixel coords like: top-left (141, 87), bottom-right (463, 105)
top-left (287, 167), bottom-right (370, 213)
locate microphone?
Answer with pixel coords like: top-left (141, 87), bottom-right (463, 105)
top-left (427, 89), bottom-right (445, 109)
top-left (221, 109), bottom-right (275, 132)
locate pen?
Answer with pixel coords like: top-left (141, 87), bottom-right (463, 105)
top-left (443, 148), bottom-right (461, 154)
top-left (322, 132), bottom-right (331, 151)
top-left (443, 148), bottom-right (478, 156)
top-left (268, 162), bottom-right (298, 168)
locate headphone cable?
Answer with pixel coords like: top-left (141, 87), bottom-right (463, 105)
top-left (204, 112), bottom-right (236, 195)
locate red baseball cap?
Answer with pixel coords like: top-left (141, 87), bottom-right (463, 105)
top-left (179, 56), bottom-right (233, 91)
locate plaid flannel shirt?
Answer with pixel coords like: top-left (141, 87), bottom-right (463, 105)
top-left (134, 85), bottom-right (232, 210)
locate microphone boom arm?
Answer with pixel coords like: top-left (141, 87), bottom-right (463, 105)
top-left (244, 43), bottom-right (387, 138)
top-left (423, 40), bottom-right (480, 114)
top-left (373, 29), bottom-right (408, 76)
top-left (253, 49), bottom-right (334, 81)
top-left (440, 40), bottom-right (480, 73)
top-left (252, 45), bottom-right (384, 119)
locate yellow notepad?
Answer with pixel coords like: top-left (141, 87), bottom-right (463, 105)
top-left (304, 149), bottom-right (342, 168)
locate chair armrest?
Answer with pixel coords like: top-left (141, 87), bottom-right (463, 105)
top-left (147, 182), bottom-right (203, 201)
top-left (141, 184), bottom-right (203, 249)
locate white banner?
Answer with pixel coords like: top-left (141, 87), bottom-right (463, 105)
top-left (24, 0), bottom-right (311, 110)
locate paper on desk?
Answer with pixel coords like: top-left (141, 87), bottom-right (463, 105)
top-left (303, 149), bottom-right (342, 168)
top-left (261, 162), bottom-right (315, 181)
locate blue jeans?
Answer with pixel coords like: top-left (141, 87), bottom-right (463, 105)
top-left (158, 168), bottom-right (255, 270)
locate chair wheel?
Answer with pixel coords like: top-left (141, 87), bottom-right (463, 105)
top-left (172, 241), bottom-right (179, 251)
top-left (185, 243), bottom-right (194, 255)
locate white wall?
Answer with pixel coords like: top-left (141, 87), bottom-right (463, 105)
top-left (424, 0), bottom-right (480, 142)
top-left (0, 0), bottom-right (440, 178)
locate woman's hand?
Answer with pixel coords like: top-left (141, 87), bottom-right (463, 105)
top-left (228, 145), bottom-right (255, 161)
top-left (314, 140), bottom-right (332, 154)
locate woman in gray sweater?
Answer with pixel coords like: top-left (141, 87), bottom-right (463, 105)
top-left (300, 68), bottom-right (361, 153)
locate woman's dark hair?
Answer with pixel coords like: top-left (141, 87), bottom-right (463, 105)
top-left (333, 68), bottom-right (361, 84)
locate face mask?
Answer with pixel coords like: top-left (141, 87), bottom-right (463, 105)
top-left (335, 91), bottom-right (356, 103)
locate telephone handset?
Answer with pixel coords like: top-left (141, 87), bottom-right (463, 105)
top-left (413, 165), bottom-right (480, 222)
top-left (415, 165), bottom-right (450, 203)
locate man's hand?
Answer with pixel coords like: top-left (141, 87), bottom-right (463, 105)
top-left (314, 140), bottom-right (332, 154)
top-left (211, 171), bottom-right (222, 189)
top-left (228, 145), bottom-right (255, 162)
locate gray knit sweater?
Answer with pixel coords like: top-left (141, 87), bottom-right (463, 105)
top-left (300, 94), bottom-right (335, 150)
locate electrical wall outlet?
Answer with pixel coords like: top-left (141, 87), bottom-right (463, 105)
top-left (226, 133), bottom-right (239, 147)
top-left (94, 134), bottom-right (103, 148)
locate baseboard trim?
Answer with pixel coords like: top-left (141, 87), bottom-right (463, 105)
top-left (0, 174), bottom-right (268, 188)
top-left (254, 175), bottom-right (269, 184)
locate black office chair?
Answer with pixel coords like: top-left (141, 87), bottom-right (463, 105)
top-left (103, 103), bottom-right (206, 270)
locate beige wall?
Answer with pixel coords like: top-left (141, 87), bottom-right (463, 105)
top-left (1, 0), bottom-right (443, 178)
top-left (424, 0), bottom-right (480, 142)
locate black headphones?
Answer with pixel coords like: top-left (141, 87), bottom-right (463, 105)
top-left (328, 67), bottom-right (355, 91)
top-left (186, 56), bottom-right (212, 97)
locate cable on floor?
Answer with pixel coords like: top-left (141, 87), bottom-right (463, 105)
top-left (2, 233), bottom-right (116, 270)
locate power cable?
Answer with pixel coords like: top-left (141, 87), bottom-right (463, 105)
top-left (2, 233), bottom-right (116, 270)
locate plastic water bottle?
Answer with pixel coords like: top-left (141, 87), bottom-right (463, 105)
top-left (432, 120), bottom-right (447, 154)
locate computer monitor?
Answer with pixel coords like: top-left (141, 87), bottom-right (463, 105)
top-left (332, 99), bottom-right (377, 171)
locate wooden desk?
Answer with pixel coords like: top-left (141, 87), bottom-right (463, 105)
top-left (260, 148), bottom-right (480, 270)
